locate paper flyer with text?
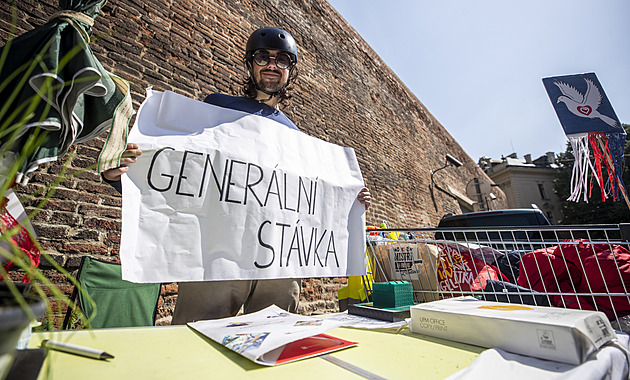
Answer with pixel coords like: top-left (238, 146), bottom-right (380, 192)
top-left (188, 305), bottom-right (357, 366)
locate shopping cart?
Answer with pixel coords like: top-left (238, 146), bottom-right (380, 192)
top-left (364, 224), bottom-right (630, 333)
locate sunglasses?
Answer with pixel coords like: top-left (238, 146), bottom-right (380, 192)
top-left (251, 49), bottom-right (294, 70)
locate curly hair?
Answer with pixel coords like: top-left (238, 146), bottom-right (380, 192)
top-left (241, 65), bottom-right (299, 103)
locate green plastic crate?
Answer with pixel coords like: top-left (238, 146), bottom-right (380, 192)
top-left (372, 281), bottom-right (414, 308)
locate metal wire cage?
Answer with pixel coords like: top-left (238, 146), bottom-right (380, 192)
top-left (365, 224), bottom-right (630, 333)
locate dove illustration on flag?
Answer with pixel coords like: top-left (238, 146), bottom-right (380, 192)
top-left (543, 72), bottom-right (627, 205)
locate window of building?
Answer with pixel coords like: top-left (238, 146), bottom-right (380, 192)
top-left (538, 183), bottom-right (547, 200)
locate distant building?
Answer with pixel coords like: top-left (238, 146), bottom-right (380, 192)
top-left (479, 152), bottom-right (563, 223)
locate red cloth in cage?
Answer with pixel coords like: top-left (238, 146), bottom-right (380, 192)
top-left (0, 197), bottom-right (41, 283)
top-left (518, 239), bottom-right (630, 320)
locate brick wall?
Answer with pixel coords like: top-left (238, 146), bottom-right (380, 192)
top-left (0, 0), bottom-right (506, 324)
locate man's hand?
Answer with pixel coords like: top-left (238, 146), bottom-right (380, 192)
top-left (102, 143), bottom-right (142, 182)
top-left (357, 187), bottom-right (371, 210)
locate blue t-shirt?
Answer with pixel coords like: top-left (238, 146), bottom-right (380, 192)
top-left (203, 93), bottom-right (299, 131)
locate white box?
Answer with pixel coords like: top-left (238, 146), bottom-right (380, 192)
top-left (410, 297), bottom-right (615, 365)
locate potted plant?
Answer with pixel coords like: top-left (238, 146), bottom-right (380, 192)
top-left (0, 2), bottom-right (127, 376)
top-left (0, 156), bottom-right (95, 379)
top-left (0, 284), bottom-right (45, 380)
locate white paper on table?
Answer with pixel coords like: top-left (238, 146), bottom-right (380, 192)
top-left (188, 305), bottom-right (356, 366)
top-left (321, 311), bottom-right (408, 329)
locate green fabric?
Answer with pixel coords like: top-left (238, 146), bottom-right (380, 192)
top-left (76, 257), bottom-right (161, 329)
top-left (0, 0), bottom-right (131, 184)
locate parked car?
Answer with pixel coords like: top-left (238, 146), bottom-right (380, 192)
top-left (435, 209), bottom-right (552, 258)
top-left (433, 209), bottom-right (552, 284)
top-left (437, 209), bottom-right (551, 228)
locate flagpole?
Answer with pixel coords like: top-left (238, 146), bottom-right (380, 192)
top-left (595, 135), bottom-right (630, 210)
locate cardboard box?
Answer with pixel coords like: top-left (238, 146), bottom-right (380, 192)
top-left (370, 243), bottom-right (439, 302)
top-left (410, 297), bottom-right (615, 365)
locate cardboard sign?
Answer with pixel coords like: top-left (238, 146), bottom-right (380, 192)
top-left (371, 243), bottom-right (439, 302)
top-left (437, 243), bottom-right (505, 296)
top-left (120, 90), bottom-right (366, 283)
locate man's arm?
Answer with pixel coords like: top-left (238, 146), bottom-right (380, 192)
top-left (357, 187), bottom-right (371, 210)
top-left (102, 143), bottom-right (142, 192)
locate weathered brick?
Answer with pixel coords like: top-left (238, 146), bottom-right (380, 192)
top-left (61, 242), bottom-right (109, 255)
top-left (35, 225), bottom-right (70, 239)
top-left (49, 212), bottom-right (80, 227)
top-left (70, 228), bottom-right (101, 241)
top-left (83, 218), bottom-right (120, 231)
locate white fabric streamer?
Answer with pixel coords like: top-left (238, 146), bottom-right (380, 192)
top-left (567, 133), bottom-right (600, 202)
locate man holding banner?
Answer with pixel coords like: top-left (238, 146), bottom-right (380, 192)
top-left (104, 27), bottom-right (371, 323)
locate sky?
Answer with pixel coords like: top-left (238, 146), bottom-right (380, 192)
top-left (326, 0), bottom-right (630, 162)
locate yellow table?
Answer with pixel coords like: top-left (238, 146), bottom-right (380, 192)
top-left (31, 325), bottom-right (483, 379)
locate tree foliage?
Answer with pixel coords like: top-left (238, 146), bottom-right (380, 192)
top-left (554, 124), bottom-right (630, 224)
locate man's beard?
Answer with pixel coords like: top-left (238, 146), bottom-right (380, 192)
top-left (256, 70), bottom-right (286, 93)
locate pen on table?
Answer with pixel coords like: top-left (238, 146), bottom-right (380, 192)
top-left (41, 339), bottom-right (115, 360)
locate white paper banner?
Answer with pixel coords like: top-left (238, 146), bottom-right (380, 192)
top-left (120, 90), bottom-right (366, 283)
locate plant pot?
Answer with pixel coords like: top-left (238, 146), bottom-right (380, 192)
top-left (0, 291), bottom-right (45, 380)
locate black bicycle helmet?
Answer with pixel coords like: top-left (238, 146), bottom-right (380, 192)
top-left (245, 27), bottom-right (298, 64)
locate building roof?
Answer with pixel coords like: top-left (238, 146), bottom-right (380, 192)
top-left (479, 152), bottom-right (558, 176)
